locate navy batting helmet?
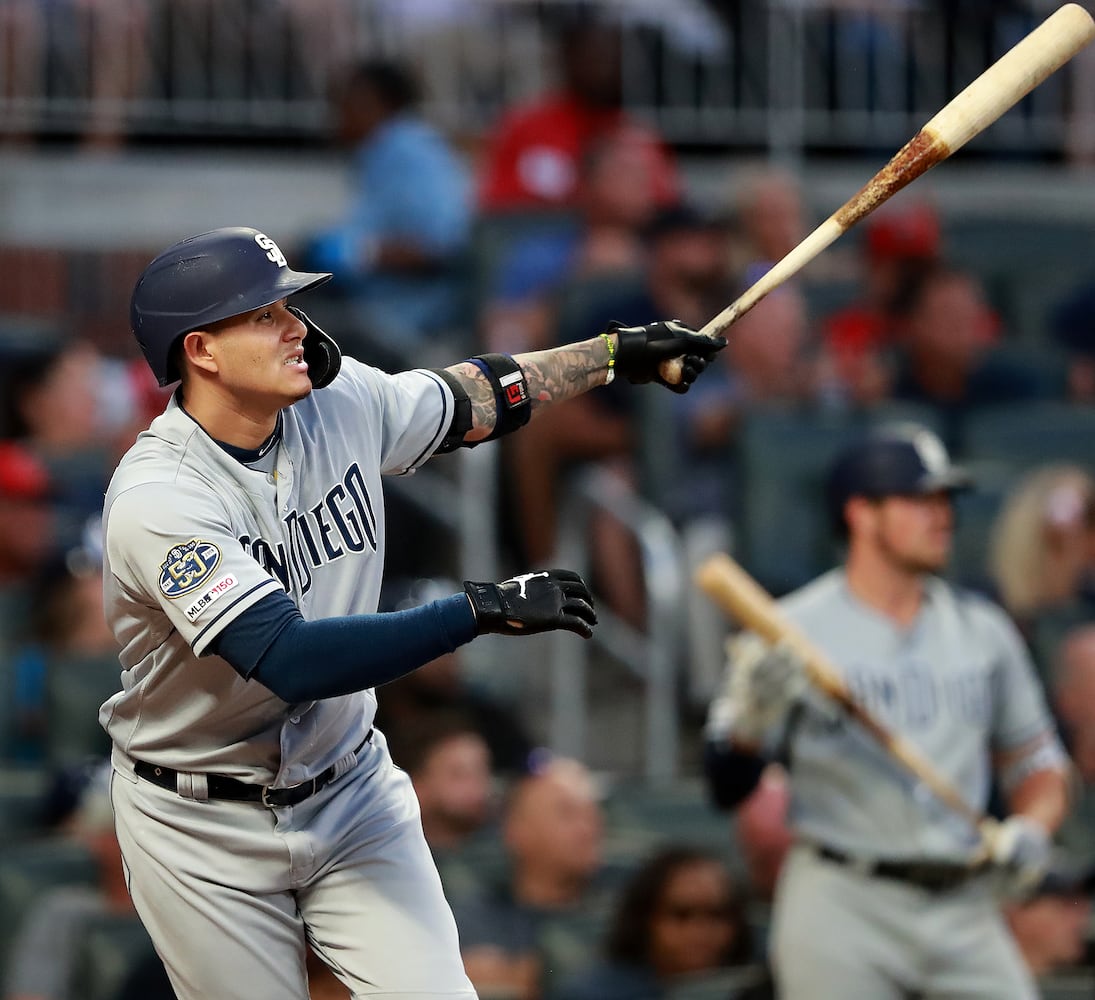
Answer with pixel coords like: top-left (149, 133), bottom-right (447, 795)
top-left (826, 423), bottom-right (972, 535)
top-left (130, 227), bottom-right (337, 388)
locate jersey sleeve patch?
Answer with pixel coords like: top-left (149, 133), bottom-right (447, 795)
top-left (158, 539), bottom-right (224, 599)
top-left (182, 572), bottom-right (240, 622)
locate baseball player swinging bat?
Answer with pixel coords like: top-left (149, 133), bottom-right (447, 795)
top-left (695, 551), bottom-right (998, 847)
top-left (661, 1), bottom-right (1095, 386)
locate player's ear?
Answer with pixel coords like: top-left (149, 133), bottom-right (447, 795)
top-left (181, 329), bottom-right (219, 376)
top-left (844, 495), bottom-right (874, 537)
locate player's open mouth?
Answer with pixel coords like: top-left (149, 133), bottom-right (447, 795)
top-left (285, 354), bottom-right (306, 367)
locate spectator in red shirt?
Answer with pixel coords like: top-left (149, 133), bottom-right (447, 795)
top-left (822, 202), bottom-right (942, 407)
top-left (477, 16), bottom-right (679, 211)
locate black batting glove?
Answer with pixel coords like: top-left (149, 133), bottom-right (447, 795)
top-left (464, 569), bottom-right (597, 639)
top-left (609, 319), bottom-right (727, 393)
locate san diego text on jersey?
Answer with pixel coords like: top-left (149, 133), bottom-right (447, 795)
top-left (239, 460), bottom-right (378, 595)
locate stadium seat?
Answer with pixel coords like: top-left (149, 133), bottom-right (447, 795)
top-left (736, 402), bottom-right (945, 595)
top-left (45, 652), bottom-right (121, 766)
top-left (72, 913), bottom-right (159, 1000)
top-left (1038, 971), bottom-right (1095, 1000)
top-left (602, 776), bottom-right (735, 862)
top-left (663, 963), bottom-right (771, 1000)
top-left (536, 907), bottom-right (614, 993)
top-left (0, 762), bottom-right (53, 838)
top-left (0, 837), bottom-right (98, 983)
top-left (959, 402), bottom-right (1095, 479)
top-left (468, 209), bottom-right (579, 318)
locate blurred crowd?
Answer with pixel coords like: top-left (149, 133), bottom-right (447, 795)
top-left (3, 5), bottom-right (1095, 1000)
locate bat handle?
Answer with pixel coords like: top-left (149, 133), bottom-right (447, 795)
top-left (658, 355), bottom-right (688, 386)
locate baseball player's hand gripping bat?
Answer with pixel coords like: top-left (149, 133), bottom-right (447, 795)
top-left (660, 2), bottom-right (1095, 385)
top-left (695, 551), bottom-right (1001, 854)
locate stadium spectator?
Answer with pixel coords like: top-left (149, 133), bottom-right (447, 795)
top-left (2, 759), bottom-right (150, 1000)
top-left (821, 202), bottom-right (942, 407)
top-left (504, 202), bottom-right (730, 625)
top-left (1049, 275), bottom-right (1095, 403)
top-left (728, 167), bottom-right (810, 281)
top-left (1051, 625), bottom-right (1095, 866)
top-left (477, 15), bottom-right (678, 211)
top-left (734, 764), bottom-right (793, 907)
top-left (372, 642), bottom-right (534, 776)
top-left (0, 0), bottom-right (147, 150)
top-left (890, 264), bottom-right (1047, 446)
top-left (453, 755), bottom-right (612, 1000)
top-left (391, 713), bottom-right (495, 852)
top-left (669, 280), bottom-right (820, 527)
top-left (1004, 865), bottom-right (1095, 978)
top-left (7, 517), bottom-right (117, 765)
top-left (388, 712), bottom-right (500, 901)
top-left (482, 125), bottom-right (662, 357)
top-left (987, 464), bottom-right (1095, 643)
top-left (3, 338), bottom-right (114, 552)
top-left (557, 844), bottom-right (767, 1000)
top-left (0, 441), bottom-right (57, 661)
top-left (303, 58), bottom-right (473, 363)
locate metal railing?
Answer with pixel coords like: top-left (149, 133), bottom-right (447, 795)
top-left (549, 463), bottom-right (687, 783)
top-left (0, 0), bottom-right (1091, 160)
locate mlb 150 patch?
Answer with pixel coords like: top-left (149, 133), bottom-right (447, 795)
top-left (159, 539), bottom-right (223, 598)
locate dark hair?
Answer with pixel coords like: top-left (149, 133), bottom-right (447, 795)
top-left (343, 59), bottom-right (420, 112)
top-left (2, 339), bottom-right (68, 438)
top-left (387, 710), bottom-right (485, 776)
top-left (605, 845), bottom-right (751, 968)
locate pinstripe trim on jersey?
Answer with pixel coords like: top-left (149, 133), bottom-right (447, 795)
top-left (192, 577), bottom-right (283, 656)
top-left (405, 369), bottom-right (453, 472)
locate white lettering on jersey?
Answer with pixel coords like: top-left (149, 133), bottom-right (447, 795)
top-left (183, 573), bottom-right (240, 622)
top-left (254, 232), bottom-right (288, 268)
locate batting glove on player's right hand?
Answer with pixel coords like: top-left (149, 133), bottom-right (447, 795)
top-left (985, 814), bottom-right (1053, 900)
top-left (608, 319), bottom-right (726, 393)
top-left (720, 633), bottom-right (810, 746)
top-left (464, 569), bottom-right (597, 639)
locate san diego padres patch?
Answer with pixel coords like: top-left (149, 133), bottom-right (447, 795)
top-left (159, 539), bottom-right (223, 599)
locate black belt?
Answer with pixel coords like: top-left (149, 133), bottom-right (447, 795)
top-left (134, 728), bottom-right (373, 808)
top-left (816, 844), bottom-right (980, 893)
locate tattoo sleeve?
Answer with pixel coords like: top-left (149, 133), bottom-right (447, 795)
top-left (444, 336), bottom-right (613, 442)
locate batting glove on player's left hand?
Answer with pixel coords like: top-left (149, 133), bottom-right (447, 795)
top-left (718, 633), bottom-right (810, 746)
top-left (608, 319), bottom-right (726, 394)
top-left (464, 569), bottom-right (597, 639)
top-left (985, 814), bottom-right (1053, 899)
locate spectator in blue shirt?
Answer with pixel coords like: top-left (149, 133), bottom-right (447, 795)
top-left (304, 59), bottom-right (473, 364)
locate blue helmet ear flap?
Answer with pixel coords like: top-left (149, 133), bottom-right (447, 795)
top-left (288, 305), bottom-right (342, 390)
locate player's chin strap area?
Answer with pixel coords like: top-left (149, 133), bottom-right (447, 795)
top-left (430, 353), bottom-right (531, 453)
top-left (287, 304), bottom-right (342, 390)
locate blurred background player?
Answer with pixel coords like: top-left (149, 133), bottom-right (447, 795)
top-left (704, 422), bottom-right (1071, 1000)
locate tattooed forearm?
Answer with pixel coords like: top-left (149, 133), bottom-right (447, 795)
top-left (444, 336), bottom-right (613, 441)
top-left (517, 337), bottom-right (612, 411)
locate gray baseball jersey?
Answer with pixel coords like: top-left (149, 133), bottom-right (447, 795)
top-left (101, 358), bottom-right (453, 783)
top-left (101, 359), bottom-right (479, 999)
top-left (765, 568), bottom-right (1065, 861)
top-left (735, 569), bottom-right (1063, 1000)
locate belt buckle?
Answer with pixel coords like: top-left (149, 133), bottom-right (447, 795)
top-left (261, 776), bottom-right (318, 808)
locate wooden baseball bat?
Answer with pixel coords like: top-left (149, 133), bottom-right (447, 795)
top-left (695, 551), bottom-right (992, 837)
top-left (660, 2), bottom-right (1095, 384)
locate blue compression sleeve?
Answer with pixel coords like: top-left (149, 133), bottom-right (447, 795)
top-left (208, 590), bottom-right (478, 702)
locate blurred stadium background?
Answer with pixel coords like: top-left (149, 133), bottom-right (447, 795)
top-left (3, 2), bottom-right (1095, 997)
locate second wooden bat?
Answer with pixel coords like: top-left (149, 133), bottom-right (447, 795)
top-left (695, 551), bottom-right (992, 837)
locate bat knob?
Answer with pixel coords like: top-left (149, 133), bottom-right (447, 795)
top-left (659, 356), bottom-right (685, 386)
